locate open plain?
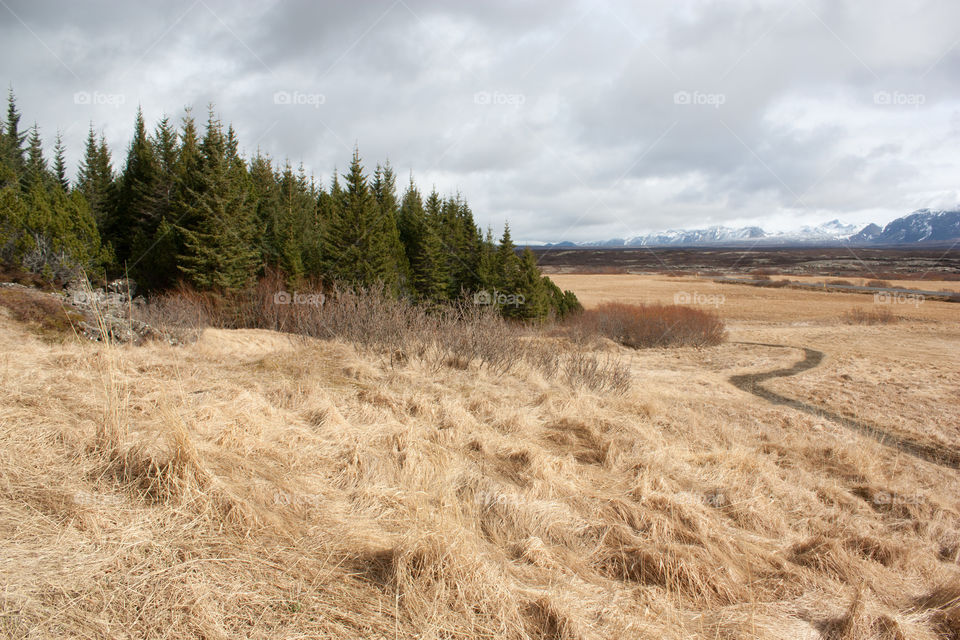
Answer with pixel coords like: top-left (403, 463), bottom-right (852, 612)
top-left (1, 274), bottom-right (958, 639)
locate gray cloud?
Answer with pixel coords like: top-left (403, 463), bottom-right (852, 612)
top-left (2, 0), bottom-right (959, 242)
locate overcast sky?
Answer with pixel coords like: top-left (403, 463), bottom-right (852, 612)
top-left (2, 0), bottom-right (959, 243)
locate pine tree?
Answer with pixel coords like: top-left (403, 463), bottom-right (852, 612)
top-left (509, 247), bottom-right (550, 320)
top-left (52, 131), bottom-right (69, 191)
top-left (1, 88), bottom-right (25, 182)
top-left (77, 125), bottom-right (115, 230)
top-left (494, 222), bottom-right (520, 292)
top-left (267, 161), bottom-right (317, 285)
top-left (109, 106), bottom-right (159, 267)
top-left (371, 161), bottom-right (410, 290)
top-left (22, 124), bottom-right (49, 191)
top-left (131, 115), bottom-right (180, 290)
top-left (176, 108), bottom-right (258, 292)
top-left (397, 176), bottom-right (446, 302)
top-left (249, 151), bottom-right (279, 268)
top-left (321, 147), bottom-right (398, 289)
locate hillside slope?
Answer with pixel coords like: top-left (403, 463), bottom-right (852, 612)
top-left (0, 302), bottom-right (957, 639)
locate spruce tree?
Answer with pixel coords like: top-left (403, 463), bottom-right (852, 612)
top-left (397, 176), bottom-right (446, 302)
top-left (494, 222), bottom-right (520, 292)
top-left (176, 109), bottom-right (258, 292)
top-left (1, 88), bottom-right (25, 182)
top-left (132, 115), bottom-right (180, 290)
top-left (509, 247), bottom-right (550, 320)
top-left (249, 151), bottom-right (279, 268)
top-left (52, 131), bottom-right (69, 191)
top-left (371, 161), bottom-right (410, 290)
top-left (22, 124), bottom-right (49, 191)
top-left (321, 147), bottom-right (398, 289)
top-left (77, 125), bottom-right (116, 230)
top-left (111, 106), bottom-right (158, 267)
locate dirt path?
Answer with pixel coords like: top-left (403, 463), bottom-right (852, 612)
top-left (728, 342), bottom-right (960, 470)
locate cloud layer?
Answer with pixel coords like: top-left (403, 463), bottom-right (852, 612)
top-left (2, 0), bottom-right (959, 242)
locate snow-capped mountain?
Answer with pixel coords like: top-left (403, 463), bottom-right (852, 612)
top-left (855, 209), bottom-right (960, 244)
top-left (537, 210), bottom-right (959, 247)
top-left (563, 220), bottom-right (859, 247)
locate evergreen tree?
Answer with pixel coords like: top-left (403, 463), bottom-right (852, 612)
top-left (52, 131), bottom-right (69, 191)
top-left (0, 95), bottom-right (577, 318)
top-left (266, 161), bottom-right (317, 285)
top-left (508, 247), bottom-right (550, 320)
top-left (321, 147), bottom-right (398, 289)
top-left (110, 106), bottom-right (158, 267)
top-left (371, 161), bottom-right (410, 290)
top-left (397, 176), bottom-right (446, 302)
top-left (76, 125), bottom-right (115, 230)
top-left (22, 124), bottom-right (49, 191)
top-left (494, 222), bottom-right (520, 291)
top-left (131, 114), bottom-right (180, 290)
top-left (176, 108), bottom-right (258, 291)
top-left (476, 226), bottom-right (497, 290)
top-left (249, 151), bottom-right (279, 267)
top-left (1, 88), bottom-right (25, 182)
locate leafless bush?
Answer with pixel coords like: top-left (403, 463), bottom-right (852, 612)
top-left (133, 290), bottom-right (205, 344)
top-left (562, 350), bottom-right (631, 394)
top-left (561, 302), bottom-right (726, 349)
top-left (135, 275), bottom-right (632, 393)
top-left (841, 307), bottom-right (897, 325)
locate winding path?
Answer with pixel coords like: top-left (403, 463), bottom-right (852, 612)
top-left (728, 341), bottom-right (960, 470)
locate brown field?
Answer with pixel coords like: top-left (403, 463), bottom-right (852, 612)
top-left (1, 276), bottom-right (959, 639)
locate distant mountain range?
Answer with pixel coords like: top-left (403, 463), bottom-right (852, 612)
top-left (536, 209), bottom-right (960, 247)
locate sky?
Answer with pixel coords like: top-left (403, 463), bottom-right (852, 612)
top-left (1, 0), bottom-right (959, 243)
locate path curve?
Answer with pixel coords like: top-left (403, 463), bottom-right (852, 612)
top-left (728, 341), bottom-right (960, 470)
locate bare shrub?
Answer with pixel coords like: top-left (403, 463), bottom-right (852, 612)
top-left (562, 350), bottom-right (631, 394)
top-left (562, 302), bottom-right (726, 349)
top-left (136, 276), bottom-right (632, 393)
top-left (866, 279), bottom-right (891, 288)
top-left (841, 307), bottom-right (897, 325)
top-left (0, 286), bottom-right (84, 337)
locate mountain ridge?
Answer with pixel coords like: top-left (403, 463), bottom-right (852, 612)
top-left (530, 209), bottom-right (960, 247)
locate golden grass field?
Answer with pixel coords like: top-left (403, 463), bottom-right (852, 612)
top-left (1, 274), bottom-right (958, 639)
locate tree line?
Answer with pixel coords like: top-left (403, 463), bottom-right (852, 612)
top-left (0, 89), bottom-right (580, 319)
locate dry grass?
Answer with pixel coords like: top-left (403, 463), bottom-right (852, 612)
top-left (0, 274), bottom-right (958, 638)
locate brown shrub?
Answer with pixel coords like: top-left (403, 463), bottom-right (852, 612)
top-left (0, 287), bottom-right (84, 337)
top-left (135, 275), bottom-right (633, 394)
top-left (828, 279), bottom-right (854, 286)
top-left (841, 307), bottom-right (897, 325)
top-left (562, 302), bottom-right (726, 349)
top-left (866, 280), bottom-right (891, 288)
